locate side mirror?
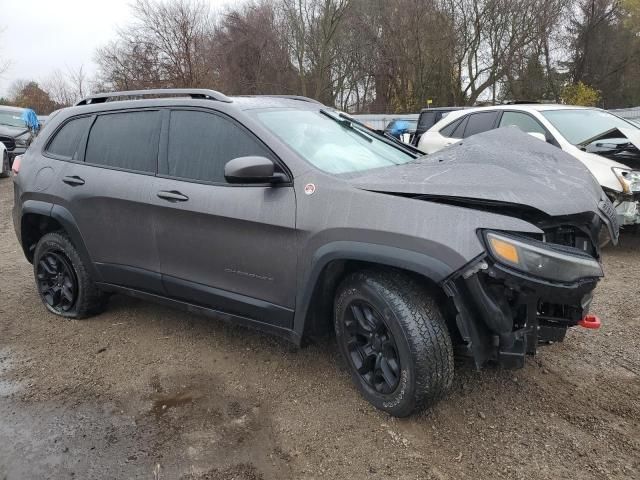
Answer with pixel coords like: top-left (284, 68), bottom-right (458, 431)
top-left (527, 132), bottom-right (547, 142)
top-left (224, 156), bottom-right (284, 184)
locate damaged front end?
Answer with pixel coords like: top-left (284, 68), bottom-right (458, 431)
top-left (443, 209), bottom-right (616, 369)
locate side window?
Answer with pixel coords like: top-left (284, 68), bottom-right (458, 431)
top-left (46, 116), bottom-right (92, 160)
top-left (451, 116), bottom-right (469, 138)
top-left (162, 110), bottom-right (273, 183)
top-left (440, 117), bottom-right (465, 138)
top-left (463, 112), bottom-right (499, 138)
top-left (85, 111), bottom-right (160, 173)
top-left (499, 111), bottom-right (546, 136)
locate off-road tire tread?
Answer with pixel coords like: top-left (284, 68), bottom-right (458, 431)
top-left (34, 232), bottom-right (108, 319)
top-left (336, 270), bottom-right (454, 415)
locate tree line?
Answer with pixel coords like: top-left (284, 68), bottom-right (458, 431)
top-left (3, 0), bottom-right (640, 114)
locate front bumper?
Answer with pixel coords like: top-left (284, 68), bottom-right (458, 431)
top-left (444, 255), bottom-right (600, 369)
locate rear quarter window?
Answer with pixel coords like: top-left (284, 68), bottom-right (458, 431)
top-left (46, 116), bottom-right (92, 160)
top-left (85, 111), bottom-right (160, 173)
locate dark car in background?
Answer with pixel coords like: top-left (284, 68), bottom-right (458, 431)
top-left (411, 107), bottom-right (466, 146)
top-left (12, 89), bottom-right (617, 417)
top-left (0, 105), bottom-right (37, 168)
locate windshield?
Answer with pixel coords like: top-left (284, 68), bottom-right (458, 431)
top-left (0, 109), bottom-right (26, 128)
top-left (253, 109), bottom-right (416, 174)
top-left (542, 109), bottom-right (637, 145)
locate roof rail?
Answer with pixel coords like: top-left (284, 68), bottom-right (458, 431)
top-left (75, 88), bottom-right (232, 106)
top-left (258, 95), bottom-right (323, 105)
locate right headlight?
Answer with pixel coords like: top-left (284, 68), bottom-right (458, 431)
top-left (484, 231), bottom-right (603, 283)
top-left (612, 167), bottom-right (640, 194)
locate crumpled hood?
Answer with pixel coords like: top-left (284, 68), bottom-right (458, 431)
top-left (350, 128), bottom-right (604, 217)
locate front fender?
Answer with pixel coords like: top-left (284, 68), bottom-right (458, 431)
top-left (292, 241), bottom-right (454, 339)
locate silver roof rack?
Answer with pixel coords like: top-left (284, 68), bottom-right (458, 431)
top-left (259, 95), bottom-right (323, 105)
top-left (75, 88), bottom-right (232, 106)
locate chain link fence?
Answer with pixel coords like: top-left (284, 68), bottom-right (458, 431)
top-left (610, 107), bottom-right (640, 120)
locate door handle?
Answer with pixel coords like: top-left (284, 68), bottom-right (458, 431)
top-left (157, 190), bottom-right (189, 202)
top-left (62, 175), bottom-right (85, 186)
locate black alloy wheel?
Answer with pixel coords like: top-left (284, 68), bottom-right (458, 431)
top-left (342, 301), bottom-right (401, 394)
top-left (36, 250), bottom-right (78, 313)
top-left (334, 270), bottom-right (455, 417)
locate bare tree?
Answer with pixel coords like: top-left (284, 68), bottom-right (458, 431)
top-left (280, 0), bottom-right (352, 104)
top-left (92, 0), bottom-right (640, 110)
top-left (0, 27), bottom-right (11, 79)
top-left (95, 0), bottom-right (215, 90)
top-left (210, 1), bottom-right (298, 95)
top-left (44, 70), bottom-right (76, 107)
top-left (43, 65), bottom-right (90, 106)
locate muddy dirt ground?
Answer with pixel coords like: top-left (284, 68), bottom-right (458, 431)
top-left (0, 177), bottom-right (638, 480)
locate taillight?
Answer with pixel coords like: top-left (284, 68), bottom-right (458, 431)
top-left (11, 155), bottom-right (22, 175)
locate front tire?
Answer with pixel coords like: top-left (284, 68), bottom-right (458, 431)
top-left (334, 270), bottom-right (454, 417)
top-left (33, 232), bottom-right (108, 318)
top-left (0, 151), bottom-right (9, 178)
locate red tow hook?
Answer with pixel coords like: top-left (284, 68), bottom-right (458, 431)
top-left (578, 314), bottom-right (601, 330)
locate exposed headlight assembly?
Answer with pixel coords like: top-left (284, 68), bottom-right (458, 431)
top-left (484, 231), bottom-right (603, 283)
top-left (612, 167), bottom-right (640, 194)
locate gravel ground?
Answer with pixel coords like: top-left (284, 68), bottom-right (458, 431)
top-left (0, 177), bottom-right (638, 480)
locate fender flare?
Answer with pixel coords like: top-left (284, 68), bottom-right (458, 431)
top-left (293, 241), bottom-right (454, 339)
top-left (21, 201), bottom-right (100, 280)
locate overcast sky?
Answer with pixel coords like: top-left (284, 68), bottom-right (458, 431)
top-left (0, 0), bottom-right (235, 97)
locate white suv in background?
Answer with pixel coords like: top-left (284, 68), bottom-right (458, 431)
top-left (418, 105), bottom-right (640, 226)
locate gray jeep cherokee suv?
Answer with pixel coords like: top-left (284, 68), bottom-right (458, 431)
top-left (12, 89), bottom-right (618, 416)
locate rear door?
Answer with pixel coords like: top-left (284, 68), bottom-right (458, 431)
top-left (57, 109), bottom-right (163, 292)
top-left (151, 108), bottom-right (297, 328)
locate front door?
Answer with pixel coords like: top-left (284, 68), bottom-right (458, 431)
top-left (151, 109), bottom-right (297, 328)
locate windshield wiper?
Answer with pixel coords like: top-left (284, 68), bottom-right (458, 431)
top-left (336, 113), bottom-right (424, 157)
top-left (577, 127), bottom-right (620, 148)
top-left (319, 109), bottom-right (373, 143)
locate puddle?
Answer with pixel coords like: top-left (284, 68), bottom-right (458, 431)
top-left (0, 347), bottom-right (24, 397)
top-left (0, 379), bottom-right (23, 397)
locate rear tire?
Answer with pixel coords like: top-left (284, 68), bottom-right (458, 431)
top-left (334, 270), bottom-right (454, 417)
top-left (33, 232), bottom-right (108, 319)
top-left (0, 151), bottom-right (9, 178)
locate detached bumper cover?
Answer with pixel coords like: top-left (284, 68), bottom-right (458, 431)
top-left (444, 255), bottom-right (600, 369)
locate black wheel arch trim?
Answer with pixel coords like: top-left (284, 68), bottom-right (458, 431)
top-left (20, 201), bottom-right (101, 280)
top-left (293, 241), bottom-right (454, 340)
